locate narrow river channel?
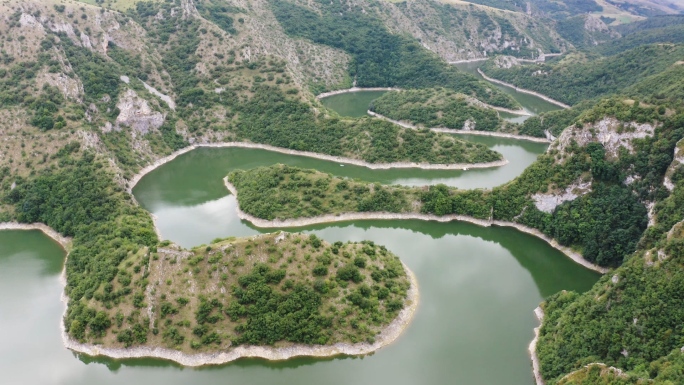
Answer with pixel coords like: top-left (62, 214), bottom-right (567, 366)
top-left (0, 74), bottom-right (592, 385)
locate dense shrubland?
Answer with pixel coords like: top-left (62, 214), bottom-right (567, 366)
top-left (3, 151), bottom-right (157, 342)
top-left (535, 115), bottom-right (684, 383)
top-left (229, 85), bottom-right (503, 165)
top-left (369, 89), bottom-right (506, 132)
top-left (143, 233), bottom-right (410, 350)
top-left (228, 165), bottom-right (419, 220)
top-left (462, 0), bottom-right (603, 19)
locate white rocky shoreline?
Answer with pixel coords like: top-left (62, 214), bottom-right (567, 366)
top-left (477, 69), bottom-right (571, 109)
top-left (223, 179), bottom-right (608, 274)
top-left (0, 222), bottom-right (72, 249)
top-left (530, 306), bottom-right (546, 385)
top-left (127, 141), bottom-right (508, 193)
top-left (367, 111), bottom-right (551, 143)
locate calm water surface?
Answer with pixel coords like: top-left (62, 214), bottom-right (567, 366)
top-left (319, 91), bottom-right (388, 117)
top-left (0, 211), bottom-right (599, 385)
top-left (0, 97), bottom-right (595, 385)
top-left (320, 64), bottom-right (560, 124)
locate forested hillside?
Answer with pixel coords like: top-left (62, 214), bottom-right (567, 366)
top-left (481, 44), bottom-right (684, 106)
top-left (270, 0), bottom-right (518, 107)
top-left (596, 14), bottom-right (684, 54)
top-left (378, 0), bottom-right (567, 61)
top-left (463, 0), bottom-right (682, 20)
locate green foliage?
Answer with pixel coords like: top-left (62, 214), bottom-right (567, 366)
top-left (133, 2), bottom-right (201, 108)
top-left (542, 183), bottom-right (647, 267)
top-left (595, 15), bottom-right (684, 54)
top-left (555, 15), bottom-right (614, 49)
top-left (107, 42), bottom-right (148, 81)
top-left (535, 113), bottom-right (684, 383)
top-left (270, 0), bottom-right (518, 108)
top-left (227, 164), bottom-right (418, 220)
top-left (370, 89), bottom-right (503, 132)
top-left (231, 85), bottom-right (502, 165)
top-left (537, 0), bottom-right (602, 18)
top-left (170, 234), bottom-right (410, 348)
top-left (158, 119), bottom-right (189, 151)
top-left (337, 264), bottom-right (363, 283)
top-left (230, 264), bottom-right (327, 345)
top-left (59, 34), bottom-right (121, 104)
top-left (456, 0), bottom-right (522, 12)
top-left (538, 238), bottom-right (684, 384)
top-left (100, 130), bottom-right (141, 178)
top-left (231, 104), bottom-right (678, 271)
top-left (624, 64), bottom-right (684, 108)
top-left (196, 0), bottom-right (238, 35)
top-left (162, 326), bottom-right (185, 346)
top-left (518, 102), bottom-right (593, 138)
top-left (482, 44), bottom-right (684, 106)
top-left (4, 153), bottom-right (157, 342)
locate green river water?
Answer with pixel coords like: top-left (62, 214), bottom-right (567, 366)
top-left (320, 91), bottom-right (389, 118)
top-left (0, 83), bottom-right (596, 385)
top-left (319, 61), bottom-right (561, 123)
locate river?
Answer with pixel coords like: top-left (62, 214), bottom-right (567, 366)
top-left (453, 61), bottom-right (561, 122)
top-left (319, 62), bottom-right (561, 123)
top-left (0, 82), bottom-right (593, 385)
top-left (320, 90), bottom-right (389, 118)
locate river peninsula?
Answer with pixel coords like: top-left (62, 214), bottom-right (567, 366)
top-left (0, 220), bottom-right (419, 366)
top-left (58, 232), bottom-right (420, 366)
top-left (224, 165), bottom-right (608, 274)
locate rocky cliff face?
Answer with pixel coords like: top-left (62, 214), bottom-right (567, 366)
top-left (115, 89), bottom-right (164, 135)
top-left (553, 117), bottom-right (656, 159)
top-left (377, 0), bottom-right (568, 61)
